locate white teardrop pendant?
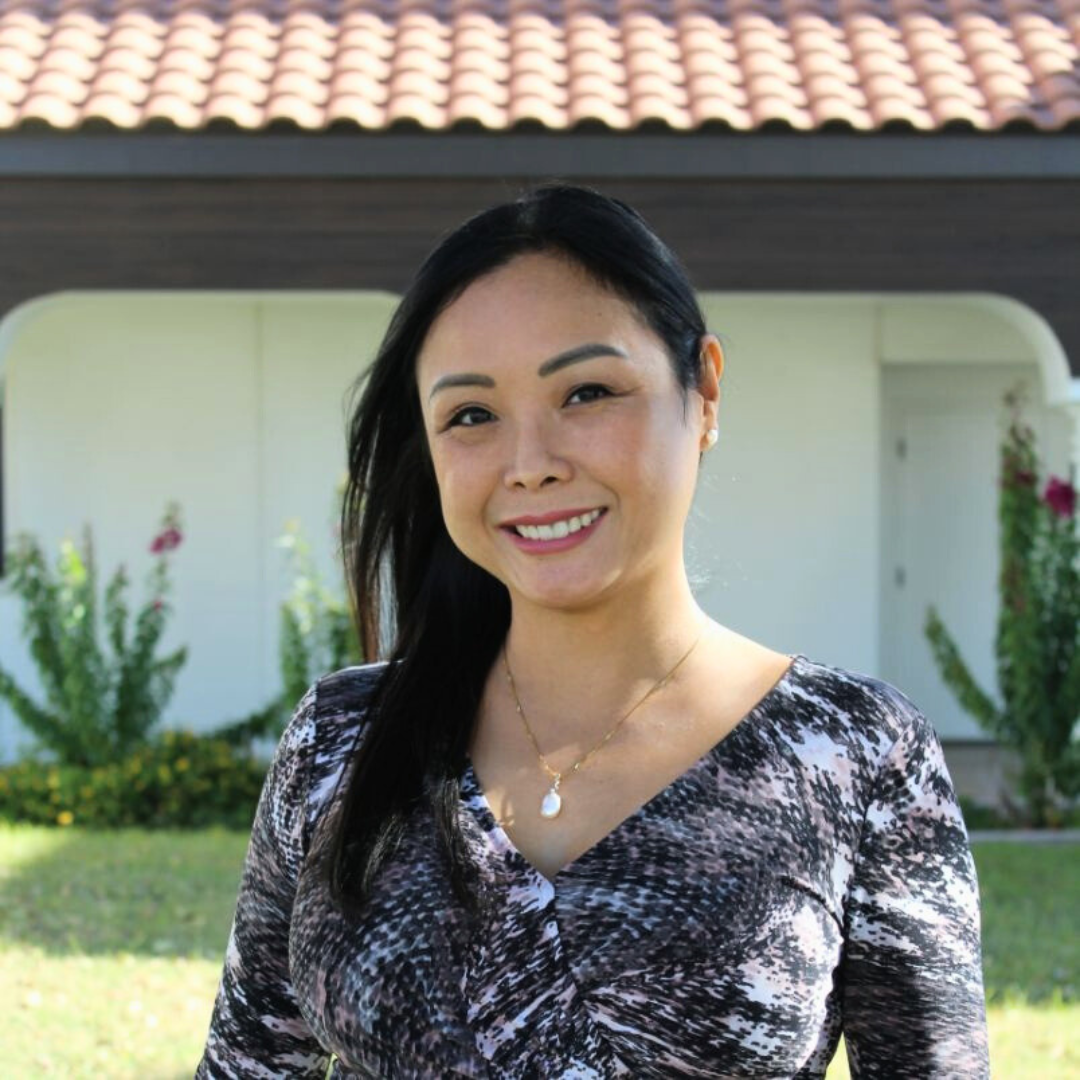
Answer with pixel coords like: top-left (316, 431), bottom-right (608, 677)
top-left (540, 777), bottom-right (562, 819)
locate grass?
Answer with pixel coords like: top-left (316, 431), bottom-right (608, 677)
top-left (973, 842), bottom-right (1079, 1005)
top-left (0, 826), bottom-right (1076, 1077)
top-left (0, 826), bottom-right (247, 1079)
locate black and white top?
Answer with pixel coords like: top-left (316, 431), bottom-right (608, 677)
top-left (197, 653), bottom-right (990, 1078)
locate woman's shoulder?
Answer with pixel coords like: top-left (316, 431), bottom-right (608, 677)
top-left (303, 660), bottom-right (391, 783)
top-left (314, 660), bottom-right (391, 720)
top-left (259, 661), bottom-right (393, 851)
top-left (782, 652), bottom-right (940, 768)
top-left (274, 661), bottom-right (389, 758)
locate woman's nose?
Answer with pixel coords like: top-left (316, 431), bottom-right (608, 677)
top-left (502, 418), bottom-right (572, 490)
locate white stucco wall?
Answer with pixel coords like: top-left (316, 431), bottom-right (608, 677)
top-left (0, 290), bottom-right (1075, 758)
top-left (689, 297), bottom-right (880, 668)
top-left (0, 292), bottom-right (396, 758)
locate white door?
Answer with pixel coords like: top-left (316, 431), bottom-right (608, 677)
top-left (880, 363), bottom-right (1073, 740)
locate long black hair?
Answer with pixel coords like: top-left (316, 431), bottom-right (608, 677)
top-left (320, 182), bottom-right (711, 917)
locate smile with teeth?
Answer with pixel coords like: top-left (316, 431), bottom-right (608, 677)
top-left (512, 508), bottom-right (604, 541)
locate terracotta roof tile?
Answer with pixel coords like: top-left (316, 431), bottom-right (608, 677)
top-left (0, 0), bottom-right (1075, 130)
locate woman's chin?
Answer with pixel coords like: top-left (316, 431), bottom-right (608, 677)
top-left (506, 570), bottom-right (621, 614)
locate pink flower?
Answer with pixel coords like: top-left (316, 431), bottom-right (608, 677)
top-left (152, 599), bottom-right (164, 612)
top-left (1043, 475), bottom-right (1077, 519)
top-left (150, 527), bottom-right (183, 554)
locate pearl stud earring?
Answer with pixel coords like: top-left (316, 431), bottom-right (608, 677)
top-left (704, 428), bottom-right (719, 449)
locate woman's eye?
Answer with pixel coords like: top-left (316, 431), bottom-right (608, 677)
top-left (447, 406), bottom-right (493, 428)
top-left (444, 385), bottom-right (612, 429)
top-left (566, 384), bottom-right (613, 405)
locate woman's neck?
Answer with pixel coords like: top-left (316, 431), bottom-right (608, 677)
top-left (500, 570), bottom-right (711, 728)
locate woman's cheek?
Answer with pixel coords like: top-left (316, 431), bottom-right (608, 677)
top-left (436, 457), bottom-right (496, 556)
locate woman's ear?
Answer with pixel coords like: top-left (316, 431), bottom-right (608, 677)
top-left (697, 334), bottom-right (723, 437)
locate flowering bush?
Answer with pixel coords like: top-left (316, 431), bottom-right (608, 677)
top-left (0, 485), bottom-right (364, 824)
top-left (0, 503), bottom-right (188, 767)
top-left (925, 384), bottom-right (1080, 825)
top-left (0, 729), bottom-right (266, 828)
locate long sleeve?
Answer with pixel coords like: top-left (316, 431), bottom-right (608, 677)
top-left (840, 702), bottom-right (990, 1078)
top-left (196, 682), bottom-right (331, 1079)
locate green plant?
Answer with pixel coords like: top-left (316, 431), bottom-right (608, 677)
top-left (957, 796), bottom-right (1013, 831)
top-left (276, 512), bottom-right (364, 715)
top-left (0, 730), bottom-right (266, 829)
top-left (0, 504), bottom-right (188, 768)
top-left (925, 384), bottom-right (1080, 826)
top-left (212, 483), bottom-right (363, 747)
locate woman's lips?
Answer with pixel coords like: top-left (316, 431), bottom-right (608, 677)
top-left (501, 508), bottom-right (608, 554)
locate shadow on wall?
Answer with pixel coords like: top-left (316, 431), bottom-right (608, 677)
top-left (942, 743), bottom-right (1024, 814)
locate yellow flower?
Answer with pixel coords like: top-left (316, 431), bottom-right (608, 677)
top-left (175, 757), bottom-right (190, 772)
top-left (57, 810), bottom-right (74, 827)
top-left (47, 771), bottom-right (61, 789)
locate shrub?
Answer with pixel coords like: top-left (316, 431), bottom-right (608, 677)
top-left (925, 383), bottom-right (1080, 826)
top-left (0, 504), bottom-right (188, 768)
top-left (0, 730), bottom-right (267, 830)
top-left (213, 495), bottom-right (363, 747)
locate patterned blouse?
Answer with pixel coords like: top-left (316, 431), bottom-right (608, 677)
top-left (196, 652), bottom-right (990, 1078)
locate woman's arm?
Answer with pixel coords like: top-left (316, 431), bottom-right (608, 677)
top-left (196, 683), bottom-right (331, 1079)
top-left (840, 703), bottom-right (990, 1078)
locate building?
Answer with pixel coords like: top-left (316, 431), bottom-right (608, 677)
top-left (1, 0), bottom-right (1078, 805)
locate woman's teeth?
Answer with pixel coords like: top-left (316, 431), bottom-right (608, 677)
top-left (513, 508), bottom-right (603, 541)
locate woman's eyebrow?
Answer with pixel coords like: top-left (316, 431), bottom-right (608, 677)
top-left (538, 342), bottom-right (629, 376)
top-left (427, 343), bottom-right (629, 402)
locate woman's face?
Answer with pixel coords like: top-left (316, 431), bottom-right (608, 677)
top-left (415, 251), bottom-right (720, 614)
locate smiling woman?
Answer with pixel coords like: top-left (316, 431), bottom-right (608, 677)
top-left (416, 251), bottom-right (719, 619)
top-left (196, 184), bottom-right (990, 1079)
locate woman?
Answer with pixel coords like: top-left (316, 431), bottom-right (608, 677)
top-left (197, 183), bottom-right (990, 1078)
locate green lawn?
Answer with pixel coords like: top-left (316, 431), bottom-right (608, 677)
top-left (0, 826), bottom-right (1075, 1078)
top-left (0, 825), bottom-right (247, 1079)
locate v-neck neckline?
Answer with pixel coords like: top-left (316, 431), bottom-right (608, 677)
top-left (463, 653), bottom-right (805, 888)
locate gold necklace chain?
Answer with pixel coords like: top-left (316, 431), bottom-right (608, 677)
top-left (501, 628), bottom-right (704, 820)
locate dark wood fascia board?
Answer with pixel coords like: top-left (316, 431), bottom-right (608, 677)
top-left (1, 132), bottom-right (1079, 179)
top-left (0, 176), bottom-right (1076, 372)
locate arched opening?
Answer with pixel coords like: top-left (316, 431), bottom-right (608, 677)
top-left (1, 289), bottom-right (1076, 809)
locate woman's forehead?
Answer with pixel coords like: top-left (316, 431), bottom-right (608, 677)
top-left (416, 254), bottom-right (654, 376)
top-left (439, 255), bottom-right (626, 328)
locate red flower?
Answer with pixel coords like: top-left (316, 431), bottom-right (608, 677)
top-left (1043, 475), bottom-right (1077, 519)
top-left (150, 527), bottom-right (183, 554)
